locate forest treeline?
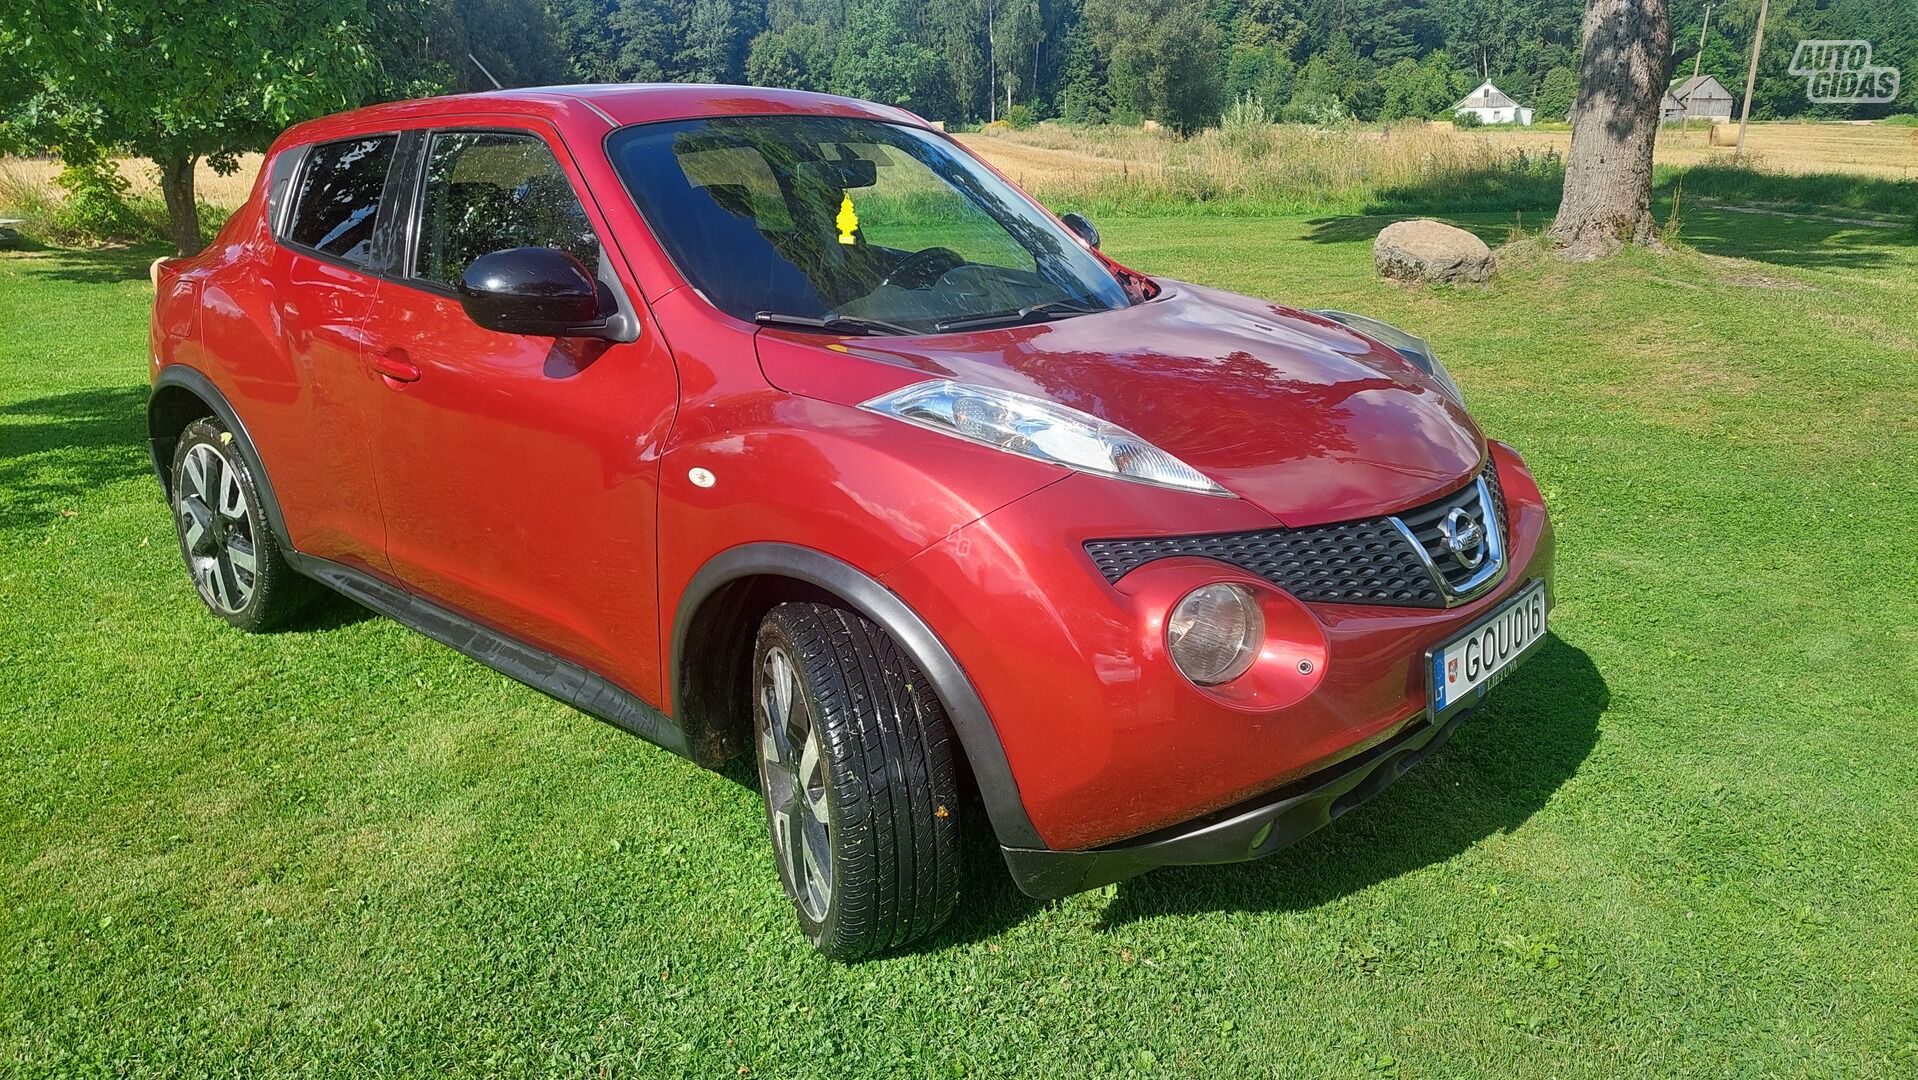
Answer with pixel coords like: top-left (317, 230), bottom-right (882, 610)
top-left (416, 0), bottom-right (1915, 130)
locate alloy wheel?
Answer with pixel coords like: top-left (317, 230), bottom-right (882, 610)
top-left (176, 442), bottom-right (256, 614)
top-left (756, 645), bottom-right (834, 922)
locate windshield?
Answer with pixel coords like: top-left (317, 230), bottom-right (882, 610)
top-left (606, 116), bottom-right (1129, 334)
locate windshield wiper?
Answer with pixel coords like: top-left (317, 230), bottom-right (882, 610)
top-left (933, 299), bottom-right (1104, 334)
top-left (754, 311), bottom-right (921, 337)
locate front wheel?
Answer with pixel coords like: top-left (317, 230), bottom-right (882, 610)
top-left (169, 417), bottom-right (314, 632)
top-left (752, 602), bottom-right (962, 959)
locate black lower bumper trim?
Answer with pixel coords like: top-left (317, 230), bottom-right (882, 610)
top-left (999, 705), bottom-right (1472, 900)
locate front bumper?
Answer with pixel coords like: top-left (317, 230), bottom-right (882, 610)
top-left (1001, 694), bottom-right (1483, 899)
top-left (885, 441), bottom-right (1555, 858)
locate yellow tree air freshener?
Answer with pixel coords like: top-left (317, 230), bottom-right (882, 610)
top-left (835, 193), bottom-right (859, 245)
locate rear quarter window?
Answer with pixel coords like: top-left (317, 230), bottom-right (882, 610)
top-left (284, 135), bottom-right (397, 267)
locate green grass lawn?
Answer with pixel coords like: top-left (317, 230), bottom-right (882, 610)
top-left (4, 207), bottom-right (1917, 1077)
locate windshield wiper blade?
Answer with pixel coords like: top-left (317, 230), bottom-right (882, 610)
top-left (754, 311), bottom-right (920, 337)
top-left (933, 299), bottom-right (1103, 334)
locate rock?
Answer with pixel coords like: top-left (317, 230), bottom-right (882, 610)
top-left (1373, 219), bottom-right (1494, 284)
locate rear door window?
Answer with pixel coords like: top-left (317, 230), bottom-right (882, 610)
top-left (411, 130), bottom-right (601, 289)
top-left (285, 135), bottom-right (397, 267)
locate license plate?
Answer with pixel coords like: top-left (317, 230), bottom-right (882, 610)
top-left (1429, 580), bottom-right (1547, 716)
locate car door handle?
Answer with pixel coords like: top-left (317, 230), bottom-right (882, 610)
top-left (373, 350), bottom-right (421, 384)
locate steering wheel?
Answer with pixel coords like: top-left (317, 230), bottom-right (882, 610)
top-left (879, 247), bottom-right (967, 291)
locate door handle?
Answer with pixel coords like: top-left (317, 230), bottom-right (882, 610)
top-left (374, 349), bottom-right (421, 385)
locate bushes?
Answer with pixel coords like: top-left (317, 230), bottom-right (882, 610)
top-left (1453, 111), bottom-right (1483, 129)
top-left (1219, 95), bottom-right (1274, 157)
top-left (1281, 87), bottom-right (1349, 127)
top-left (0, 155), bottom-right (230, 248)
top-left (49, 154), bottom-right (141, 244)
top-left (1004, 103), bottom-right (1037, 130)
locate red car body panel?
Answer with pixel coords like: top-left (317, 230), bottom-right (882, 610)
top-left (760, 281), bottom-right (1486, 527)
top-left (150, 85), bottom-right (1555, 862)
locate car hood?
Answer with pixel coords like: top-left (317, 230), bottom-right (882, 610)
top-left (761, 281), bottom-right (1485, 527)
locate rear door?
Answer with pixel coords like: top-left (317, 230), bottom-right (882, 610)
top-left (262, 133), bottom-right (402, 572)
top-left (357, 122), bottom-right (678, 701)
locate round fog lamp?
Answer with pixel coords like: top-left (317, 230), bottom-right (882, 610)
top-left (1166, 583), bottom-right (1264, 686)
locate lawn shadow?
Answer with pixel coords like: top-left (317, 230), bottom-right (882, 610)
top-left (1670, 204), bottom-right (1915, 270)
top-left (0, 385), bottom-right (153, 532)
top-left (8, 244), bottom-right (172, 285)
top-left (1093, 633), bottom-right (1605, 930)
top-left (1301, 213), bottom-right (1519, 249)
top-left (1301, 167), bottom-right (1917, 273)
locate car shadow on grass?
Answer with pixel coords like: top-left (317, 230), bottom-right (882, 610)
top-left (915, 633), bottom-right (1605, 950)
top-left (1095, 633), bottom-right (1606, 930)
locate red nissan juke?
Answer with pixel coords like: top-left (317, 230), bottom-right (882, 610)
top-left (148, 84), bottom-right (1555, 958)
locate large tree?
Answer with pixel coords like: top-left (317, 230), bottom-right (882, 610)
top-left (1548, 0), bottom-right (1672, 258)
top-left (829, 0), bottom-right (939, 110)
top-left (11, 2), bottom-right (406, 255)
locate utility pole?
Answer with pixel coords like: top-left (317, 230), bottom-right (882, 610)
top-left (1694, 4), bottom-right (1712, 81)
top-left (1735, 0), bottom-right (1768, 162)
top-left (986, 0), bottom-right (997, 123)
top-left (1684, 4), bottom-right (1712, 132)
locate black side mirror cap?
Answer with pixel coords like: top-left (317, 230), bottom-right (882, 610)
top-left (457, 247), bottom-right (628, 340)
top-left (1060, 212), bottom-right (1100, 249)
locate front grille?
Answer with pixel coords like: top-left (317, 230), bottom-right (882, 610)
top-left (1083, 464), bottom-right (1505, 608)
top-left (1396, 467), bottom-right (1505, 593)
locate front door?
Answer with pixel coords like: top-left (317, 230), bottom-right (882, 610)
top-left (359, 124), bottom-right (677, 701)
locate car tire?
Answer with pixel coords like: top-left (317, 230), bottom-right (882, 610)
top-left (169, 417), bottom-right (314, 632)
top-left (752, 601), bottom-right (962, 959)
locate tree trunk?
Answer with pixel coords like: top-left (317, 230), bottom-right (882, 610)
top-left (157, 153), bottom-right (202, 257)
top-left (1549, 0), bottom-right (1672, 259)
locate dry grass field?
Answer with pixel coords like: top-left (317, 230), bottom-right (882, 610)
top-left (0, 153), bottom-right (264, 209)
top-left (2, 121), bottom-right (1908, 229)
top-left (1478, 120), bottom-right (1918, 179)
top-left (961, 120), bottom-right (1918, 194)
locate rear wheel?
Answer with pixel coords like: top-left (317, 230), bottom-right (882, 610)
top-left (169, 418), bottom-right (313, 632)
top-left (752, 602), bottom-right (962, 959)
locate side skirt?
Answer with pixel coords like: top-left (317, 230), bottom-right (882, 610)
top-left (288, 552), bottom-right (691, 758)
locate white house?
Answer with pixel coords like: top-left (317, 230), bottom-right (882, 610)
top-left (1453, 80), bottom-right (1534, 126)
top-left (1661, 74), bottom-right (1736, 122)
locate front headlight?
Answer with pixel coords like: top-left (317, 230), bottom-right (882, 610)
top-left (1313, 309), bottom-right (1465, 406)
top-left (1167, 583), bottom-right (1264, 685)
top-left (861, 380), bottom-right (1230, 496)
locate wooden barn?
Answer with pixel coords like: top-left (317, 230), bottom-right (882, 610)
top-left (1662, 74), bottom-right (1736, 122)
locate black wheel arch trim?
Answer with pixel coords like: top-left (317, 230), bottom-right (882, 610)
top-left (671, 542), bottom-right (1044, 850)
top-left (148, 365), bottom-right (295, 552)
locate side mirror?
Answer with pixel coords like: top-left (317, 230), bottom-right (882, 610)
top-left (1060, 212), bottom-right (1100, 249)
top-left (457, 247), bottom-right (606, 337)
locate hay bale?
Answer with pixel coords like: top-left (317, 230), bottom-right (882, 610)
top-left (1709, 122), bottom-right (1741, 147)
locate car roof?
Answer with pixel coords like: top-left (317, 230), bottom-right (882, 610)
top-left (275, 83), bottom-right (928, 149)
